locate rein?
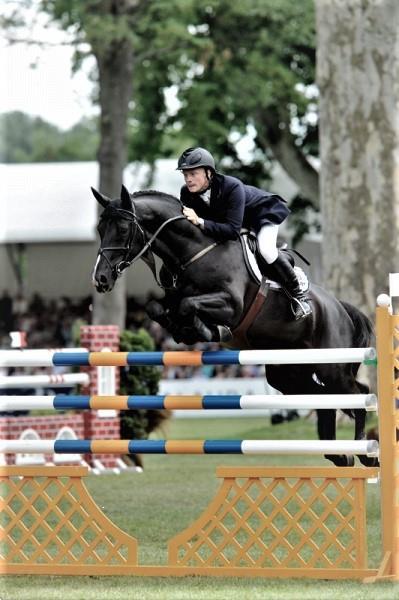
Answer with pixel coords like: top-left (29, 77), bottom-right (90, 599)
top-left (98, 208), bottom-right (219, 289)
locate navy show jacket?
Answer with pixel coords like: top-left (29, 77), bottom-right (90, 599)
top-left (180, 172), bottom-right (290, 242)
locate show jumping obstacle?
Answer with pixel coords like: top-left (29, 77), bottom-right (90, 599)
top-left (0, 326), bottom-right (123, 471)
top-left (0, 288), bottom-right (398, 581)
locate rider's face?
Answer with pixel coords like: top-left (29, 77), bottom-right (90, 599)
top-left (182, 168), bottom-right (209, 193)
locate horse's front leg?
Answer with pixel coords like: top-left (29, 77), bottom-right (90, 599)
top-left (146, 295), bottom-right (211, 344)
top-left (147, 298), bottom-right (173, 329)
top-left (178, 291), bottom-right (237, 342)
top-left (147, 297), bottom-right (188, 343)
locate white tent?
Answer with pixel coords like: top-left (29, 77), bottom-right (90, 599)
top-left (1, 160), bottom-right (183, 244)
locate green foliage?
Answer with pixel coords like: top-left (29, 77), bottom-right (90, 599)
top-left (286, 194), bottom-right (321, 247)
top-left (126, 0), bottom-right (316, 192)
top-left (119, 328), bottom-right (169, 441)
top-left (0, 112), bottom-right (98, 163)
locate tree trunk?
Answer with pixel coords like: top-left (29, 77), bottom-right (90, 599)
top-left (316, 0), bottom-right (399, 316)
top-left (92, 38), bottom-right (134, 328)
top-left (256, 112), bottom-right (320, 208)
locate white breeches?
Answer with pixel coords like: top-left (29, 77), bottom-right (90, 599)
top-left (257, 224), bottom-right (279, 264)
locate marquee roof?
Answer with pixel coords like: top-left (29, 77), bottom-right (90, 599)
top-left (1, 159), bottom-right (298, 244)
top-left (1, 160), bottom-right (182, 243)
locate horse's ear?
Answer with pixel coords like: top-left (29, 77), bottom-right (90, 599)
top-left (91, 187), bottom-right (110, 208)
top-left (120, 184), bottom-right (133, 211)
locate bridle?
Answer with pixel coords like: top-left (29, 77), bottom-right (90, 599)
top-left (96, 206), bottom-right (219, 289)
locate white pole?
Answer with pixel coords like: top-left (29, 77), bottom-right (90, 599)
top-left (0, 396), bottom-right (56, 411)
top-left (0, 373), bottom-right (89, 389)
top-left (0, 348), bottom-right (87, 368)
top-left (239, 393), bottom-right (377, 411)
top-left (238, 347), bottom-right (376, 365)
top-left (0, 440), bottom-right (56, 454)
top-left (241, 439), bottom-right (379, 456)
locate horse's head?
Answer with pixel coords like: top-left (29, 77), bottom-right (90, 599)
top-left (92, 184), bottom-right (143, 292)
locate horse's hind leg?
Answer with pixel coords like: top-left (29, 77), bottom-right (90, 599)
top-left (348, 379), bottom-right (379, 467)
top-left (315, 364), bottom-right (378, 467)
top-left (267, 364), bottom-right (355, 467)
top-left (315, 408), bottom-right (354, 467)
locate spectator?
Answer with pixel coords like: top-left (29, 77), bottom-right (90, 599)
top-left (0, 290), bottom-right (14, 333)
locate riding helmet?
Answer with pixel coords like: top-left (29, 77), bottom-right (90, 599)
top-left (177, 147), bottom-right (216, 171)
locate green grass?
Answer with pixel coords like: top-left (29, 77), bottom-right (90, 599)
top-left (1, 416), bottom-right (398, 600)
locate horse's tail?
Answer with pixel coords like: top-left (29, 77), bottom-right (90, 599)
top-left (340, 301), bottom-right (374, 348)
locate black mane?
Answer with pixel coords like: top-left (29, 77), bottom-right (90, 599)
top-left (132, 190), bottom-right (182, 206)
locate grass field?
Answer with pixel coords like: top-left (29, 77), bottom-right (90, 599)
top-left (1, 414), bottom-right (399, 600)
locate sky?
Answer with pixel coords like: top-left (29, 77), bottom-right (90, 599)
top-left (1, 4), bottom-right (97, 130)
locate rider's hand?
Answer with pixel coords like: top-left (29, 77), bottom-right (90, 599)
top-left (183, 206), bottom-right (201, 226)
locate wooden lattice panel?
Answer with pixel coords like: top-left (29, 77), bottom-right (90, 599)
top-left (0, 466), bottom-right (137, 575)
top-left (169, 467), bottom-right (377, 578)
top-left (0, 465), bottom-right (378, 578)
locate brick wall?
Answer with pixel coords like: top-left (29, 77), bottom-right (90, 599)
top-left (1, 414), bottom-right (84, 465)
top-left (80, 324), bottom-right (121, 467)
top-left (1, 325), bottom-right (122, 469)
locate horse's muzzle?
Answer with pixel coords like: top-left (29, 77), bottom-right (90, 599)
top-left (94, 274), bottom-right (114, 293)
top-left (92, 255), bottom-right (115, 292)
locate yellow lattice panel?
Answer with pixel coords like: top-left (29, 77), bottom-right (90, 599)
top-left (0, 465), bottom-right (379, 579)
top-left (0, 466), bottom-right (138, 575)
top-left (169, 467), bottom-right (378, 579)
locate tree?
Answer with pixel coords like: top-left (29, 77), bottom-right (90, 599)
top-left (129, 0), bottom-right (319, 208)
top-left (3, 1), bottom-right (147, 327)
top-left (0, 112), bottom-right (98, 162)
top-left (315, 0), bottom-right (399, 315)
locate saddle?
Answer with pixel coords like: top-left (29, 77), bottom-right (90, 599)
top-left (231, 231), bottom-right (310, 348)
top-left (239, 229), bottom-right (309, 292)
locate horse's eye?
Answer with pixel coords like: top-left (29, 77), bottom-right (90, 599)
top-left (118, 223), bottom-right (130, 235)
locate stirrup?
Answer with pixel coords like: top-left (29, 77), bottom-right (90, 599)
top-left (291, 297), bottom-right (312, 320)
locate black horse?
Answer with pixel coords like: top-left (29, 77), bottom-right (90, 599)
top-left (92, 185), bottom-right (376, 468)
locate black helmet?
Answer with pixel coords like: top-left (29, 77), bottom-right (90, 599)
top-left (177, 147), bottom-right (216, 171)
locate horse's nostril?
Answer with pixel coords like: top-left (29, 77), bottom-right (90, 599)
top-left (99, 275), bottom-right (108, 284)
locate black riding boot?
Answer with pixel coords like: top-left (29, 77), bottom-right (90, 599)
top-left (265, 253), bottom-right (312, 320)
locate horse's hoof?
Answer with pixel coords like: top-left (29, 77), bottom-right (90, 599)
top-left (271, 413), bottom-right (285, 425)
top-left (358, 455), bottom-right (379, 468)
top-left (217, 325), bottom-right (233, 343)
top-left (147, 300), bottom-right (162, 317)
top-left (325, 454), bottom-right (355, 467)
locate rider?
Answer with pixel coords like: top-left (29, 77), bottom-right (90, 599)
top-left (177, 146), bottom-right (311, 321)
